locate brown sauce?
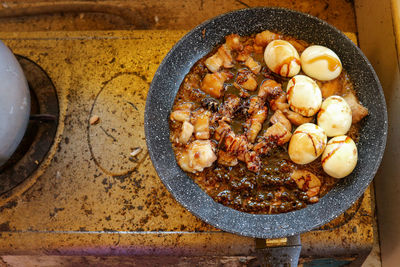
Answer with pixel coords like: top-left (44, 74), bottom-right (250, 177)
top-left (169, 32), bottom-right (361, 214)
top-left (305, 54), bottom-right (341, 72)
top-left (276, 57), bottom-right (300, 76)
top-left (321, 136), bottom-right (351, 165)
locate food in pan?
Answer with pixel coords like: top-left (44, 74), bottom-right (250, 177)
top-left (317, 96), bottom-right (352, 137)
top-left (286, 75), bottom-right (322, 117)
top-left (169, 30), bottom-right (368, 214)
top-left (322, 135), bottom-right (358, 178)
top-left (288, 123), bottom-right (327, 165)
top-left (300, 45), bottom-right (343, 81)
top-left (264, 40), bottom-right (300, 77)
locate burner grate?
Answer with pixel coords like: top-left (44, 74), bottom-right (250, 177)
top-left (0, 56), bottom-right (59, 196)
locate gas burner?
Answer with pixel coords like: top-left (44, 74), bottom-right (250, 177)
top-left (0, 56), bottom-right (58, 196)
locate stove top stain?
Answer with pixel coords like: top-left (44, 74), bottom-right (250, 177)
top-left (87, 72), bottom-right (148, 177)
top-left (0, 31), bottom-right (375, 260)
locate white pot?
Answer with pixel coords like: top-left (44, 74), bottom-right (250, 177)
top-left (0, 41), bottom-right (30, 167)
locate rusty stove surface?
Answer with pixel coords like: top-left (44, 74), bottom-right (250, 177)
top-left (0, 30), bottom-right (375, 262)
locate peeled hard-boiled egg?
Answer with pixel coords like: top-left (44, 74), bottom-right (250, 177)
top-left (288, 123), bottom-right (327, 164)
top-left (301, 45), bottom-right (342, 81)
top-left (264, 40), bottom-right (301, 77)
top-left (287, 75), bottom-right (322, 117)
top-left (317, 96), bottom-right (352, 137)
top-left (321, 135), bottom-right (358, 178)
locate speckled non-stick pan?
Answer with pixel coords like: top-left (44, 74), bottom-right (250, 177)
top-left (145, 7), bottom-right (387, 240)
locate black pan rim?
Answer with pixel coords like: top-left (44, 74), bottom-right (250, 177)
top-left (145, 7), bottom-right (388, 238)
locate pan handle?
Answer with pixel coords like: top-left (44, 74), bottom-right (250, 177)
top-left (253, 235), bottom-right (301, 267)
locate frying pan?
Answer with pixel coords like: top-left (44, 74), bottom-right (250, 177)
top-left (0, 41), bottom-right (30, 167)
top-left (145, 7), bottom-right (387, 265)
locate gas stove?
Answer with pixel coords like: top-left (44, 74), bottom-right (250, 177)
top-left (0, 30), bottom-right (376, 266)
top-left (0, 55), bottom-right (58, 199)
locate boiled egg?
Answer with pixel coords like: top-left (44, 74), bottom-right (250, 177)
top-left (287, 75), bottom-right (322, 117)
top-left (288, 123), bottom-right (327, 164)
top-left (264, 40), bottom-right (301, 77)
top-left (301, 45), bottom-right (342, 81)
top-left (317, 96), bottom-right (352, 137)
top-left (321, 135), bottom-right (358, 178)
